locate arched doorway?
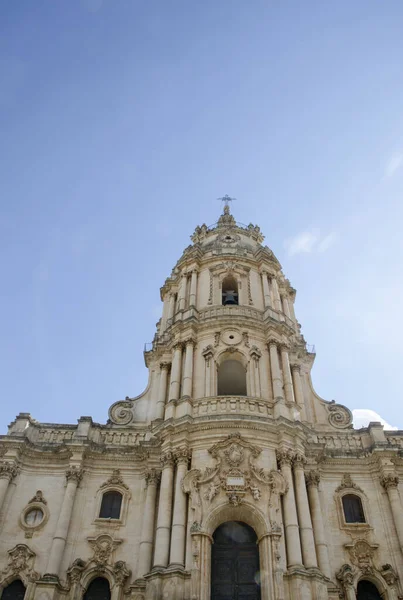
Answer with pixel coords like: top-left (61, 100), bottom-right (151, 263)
top-left (211, 521), bottom-right (260, 600)
top-left (356, 580), bottom-right (383, 600)
top-left (83, 577), bottom-right (111, 600)
top-left (1, 580), bottom-right (26, 600)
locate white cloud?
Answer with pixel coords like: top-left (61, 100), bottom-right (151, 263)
top-left (285, 230), bottom-right (337, 257)
top-left (352, 408), bottom-right (398, 431)
top-left (384, 153), bottom-right (403, 179)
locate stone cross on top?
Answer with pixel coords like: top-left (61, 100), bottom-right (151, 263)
top-left (218, 194), bottom-right (236, 213)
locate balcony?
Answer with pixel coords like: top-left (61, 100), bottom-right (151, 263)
top-left (192, 395), bottom-right (273, 419)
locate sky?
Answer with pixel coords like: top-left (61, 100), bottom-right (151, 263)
top-left (1, 0), bottom-right (403, 434)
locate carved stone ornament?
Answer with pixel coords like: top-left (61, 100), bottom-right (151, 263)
top-left (276, 449), bottom-right (294, 467)
top-left (100, 469), bottom-right (129, 491)
top-left (380, 564), bottom-right (399, 587)
top-left (336, 564), bottom-right (356, 589)
top-left (113, 560), bottom-right (131, 587)
top-left (182, 433), bottom-right (286, 528)
top-left (144, 468), bottom-right (161, 487)
top-left (88, 534), bottom-right (122, 568)
top-left (108, 400), bottom-right (134, 425)
top-left (0, 462), bottom-right (19, 482)
top-left (174, 447), bottom-right (191, 464)
top-left (66, 466), bottom-right (84, 484)
top-left (1, 544), bottom-right (39, 583)
top-left (67, 558), bottom-right (86, 584)
top-left (305, 470), bottom-right (320, 488)
top-left (380, 473), bottom-right (399, 490)
top-left (345, 539), bottom-right (378, 575)
top-left (327, 401), bottom-right (353, 429)
top-left (161, 451), bottom-right (175, 468)
top-left (202, 345), bottom-right (215, 363)
top-left (336, 473), bottom-right (364, 493)
top-left (28, 490), bottom-right (47, 505)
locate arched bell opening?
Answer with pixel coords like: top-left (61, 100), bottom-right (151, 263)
top-left (222, 275), bottom-right (239, 306)
top-left (0, 580), bottom-right (26, 600)
top-left (217, 359), bottom-right (247, 396)
top-left (356, 579), bottom-right (383, 600)
top-left (211, 522), bottom-right (261, 600)
top-left (83, 577), bottom-right (111, 600)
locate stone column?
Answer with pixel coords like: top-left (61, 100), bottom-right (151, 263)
top-left (202, 346), bottom-right (214, 397)
top-left (153, 452), bottom-right (175, 569)
top-left (280, 345), bottom-right (295, 405)
top-left (293, 455), bottom-right (318, 568)
top-left (182, 339), bottom-right (195, 398)
top-left (268, 341), bottom-right (284, 402)
top-left (261, 272), bottom-right (271, 308)
top-left (381, 473), bottom-right (403, 552)
top-left (248, 361), bottom-right (256, 397)
top-left (137, 469), bottom-right (161, 578)
top-left (276, 450), bottom-right (303, 567)
top-left (167, 293), bottom-right (176, 325)
top-left (336, 564), bottom-right (357, 600)
top-left (155, 363), bottom-right (170, 419)
top-left (189, 270), bottom-right (198, 307)
top-left (160, 294), bottom-right (170, 333)
top-left (0, 462), bottom-right (18, 511)
top-left (46, 466), bottom-right (83, 577)
top-left (170, 449), bottom-right (190, 568)
top-left (271, 277), bottom-right (282, 312)
top-left (178, 274), bottom-right (187, 311)
top-left (169, 343), bottom-right (183, 401)
top-left (291, 365), bottom-right (304, 408)
top-left (282, 295), bottom-right (291, 319)
top-left (250, 347), bottom-right (262, 397)
top-left (305, 471), bottom-right (331, 578)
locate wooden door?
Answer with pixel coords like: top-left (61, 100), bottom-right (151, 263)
top-left (211, 521), bottom-right (261, 600)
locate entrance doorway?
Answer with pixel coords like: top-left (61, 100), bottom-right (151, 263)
top-left (356, 580), bottom-right (383, 600)
top-left (211, 521), bottom-right (260, 600)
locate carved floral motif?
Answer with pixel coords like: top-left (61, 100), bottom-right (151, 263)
top-left (1, 545), bottom-right (38, 582)
top-left (305, 471), bottom-right (320, 488)
top-left (66, 466), bottom-right (84, 484)
top-left (0, 462), bottom-right (18, 482)
top-left (380, 473), bottom-right (399, 490)
top-left (144, 469), bottom-right (161, 487)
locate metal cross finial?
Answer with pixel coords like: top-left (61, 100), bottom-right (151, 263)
top-left (218, 194), bottom-right (236, 207)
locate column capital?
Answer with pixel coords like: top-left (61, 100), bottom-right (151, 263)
top-left (0, 461), bottom-right (18, 482)
top-left (249, 345), bottom-right (262, 360)
top-left (279, 342), bottom-right (291, 351)
top-left (145, 468), bottom-right (161, 487)
top-left (161, 451), bottom-right (175, 468)
top-left (172, 341), bottom-right (184, 351)
top-left (184, 337), bottom-right (196, 347)
top-left (160, 362), bottom-right (171, 371)
top-left (293, 453), bottom-right (307, 469)
top-left (291, 364), bottom-right (301, 373)
top-left (305, 470), bottom-right (320, 488)
top-left (65, 466), bottom-right (84, 484)
top-left (267, 338), bottom-right (280, 349)
top-left (174, 447), bottom-right (191, 465)
top-left (276, 449), bottom-right (294, 467)
top-left (202, 344), bottom-right (214, 360)
top-left (381, 473), bottom-right (399, 490)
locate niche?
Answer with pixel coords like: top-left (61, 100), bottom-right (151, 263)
top-left (222, 275), bottom-right (239, 305)
top-left (217, 359), bottom-right (247, 396)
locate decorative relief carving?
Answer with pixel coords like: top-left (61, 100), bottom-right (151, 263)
top-left (161, 451), bottom-right (175, 468)
top-left (345, 539), bottom-right (378, 575)
top-left (109, 400), bottom-right (134, 426)
top-left (113, 560), bottom-right (131, 586)
top-left (100, 469), bottom-right (128, 490)
top-left (0, 462), bottom-right (18, 482)
top-left (88, 534), bottom-right (122, 567)
top-left (305, 470), bottom-right (320, 488)
top-left (380, 564), bottom-right (399, 587)
top-left (28, 490), bottom-right (47, 505)
top-left (174, 447), bottom-right (191, 464)
top-left (328, 401), bottom-right (353, 429)
top-left (224, 443), bottom-right (244, 467)
top-left (336, 473), bottom-right (363, 493)
top-left (336, 563), bottom-right (356, 590)
top-left (66, 466), bottom-right (84, 484)
top-left (249, 346), bottom-right (262, 361)
top-left (202, 345), bottom-right (215, 365)
top-left (276, 449), bottom-right (294, 467)
top-left (242, 332), bottom-right (250, 347)
top-left (67, 558), bottom-right (86, 583)
top-left (208, 270), bottom-right (213, 305)
top-left (144, 469), bottom-right (161, 486)
top-left (1, 545), bottom-right (39, 582)
top-left (380, 473), bottom-right (399, 490)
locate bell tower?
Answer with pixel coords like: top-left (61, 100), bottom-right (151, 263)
top-left (109, 203), bottom-right (351, 430)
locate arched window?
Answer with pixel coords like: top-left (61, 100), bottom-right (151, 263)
top-left (217, 360), bottom-right (247, 396)
top-left (83, 578), bottom-right (111, 600)
top-left (99, 491), bottom-right (122, 519)
top-left (222, 275), bottom-right (238, 305)
top-left (342, 494), bottom-right (365, 523)
top-left (1, 580), bottom-right (26, 600)
top-left (356, 580), bottom-right (382, 600)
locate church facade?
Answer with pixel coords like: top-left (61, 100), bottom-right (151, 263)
top-left (1, 205), bottom-right (403, 600)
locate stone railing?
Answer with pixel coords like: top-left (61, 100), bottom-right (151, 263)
top-left (198, 305), bottom-right (263, 322)
top-left (192, 396), bottom-right (273, 418)
top-left (96, 430), bottom-right (146, 446)
top-left (317, 434), bottom-right (365, 452)
top-left (36, 428), bottom-right (75, 443)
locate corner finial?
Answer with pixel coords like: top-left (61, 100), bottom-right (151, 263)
top-left (218, 194), bottom-right (236, 214)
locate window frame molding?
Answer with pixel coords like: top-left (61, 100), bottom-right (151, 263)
top-left (335, 487), bottom-right (371, 532)
top-left (93, 484), bottom-right (130, 527)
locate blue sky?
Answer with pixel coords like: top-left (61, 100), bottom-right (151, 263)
top-left (1, 0), bottom-right (403, 433)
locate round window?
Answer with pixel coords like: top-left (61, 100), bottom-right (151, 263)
top-left (24, 508), bottom-right (44, 526)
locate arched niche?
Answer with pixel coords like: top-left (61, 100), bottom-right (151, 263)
top-left (356, 579), bottom-right (384, 600)
top-left (217, 360), bottom-right (247, 396)
top-left (221, 274), bottom-right (239, 305)
top-left (83, 577), bottom-right (111, 600)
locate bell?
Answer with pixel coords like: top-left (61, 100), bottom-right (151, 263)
top-left (223, 290), bottom-right (237, 305)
